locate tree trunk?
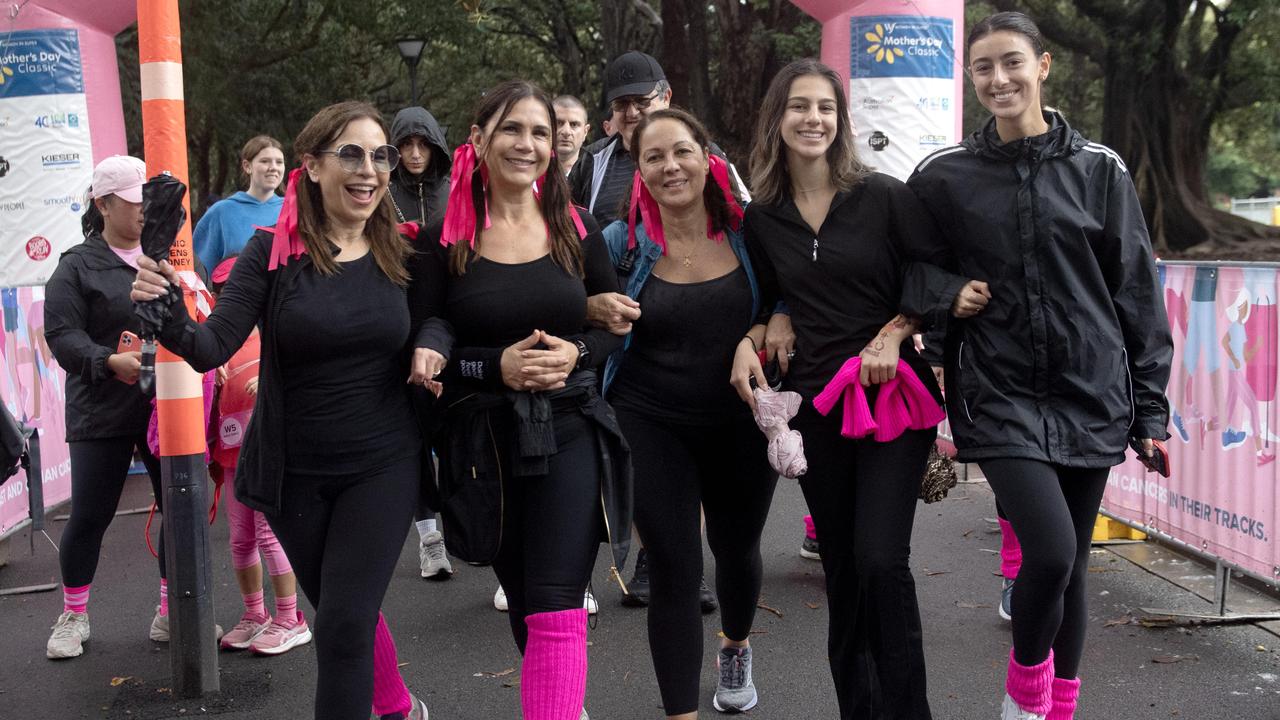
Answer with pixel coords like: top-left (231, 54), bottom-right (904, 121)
top-left (661, 0), bottom-right (713, 122)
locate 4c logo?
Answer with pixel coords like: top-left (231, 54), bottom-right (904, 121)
top-left (865, 24), bottom-right (904, 65)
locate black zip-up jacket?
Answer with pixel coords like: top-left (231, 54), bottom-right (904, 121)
top-left (389, 107), bottom-right (451, 226)
top-left (43, 232), bottom-right (152, 441)
top-left (903, 112), bottom-right (1172, 467)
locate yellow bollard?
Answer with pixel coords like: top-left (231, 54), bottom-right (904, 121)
top-left (1092, 514), bottom-right (1147, 541)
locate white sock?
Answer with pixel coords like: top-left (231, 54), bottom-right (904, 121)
top-left (416, 518), bottom-right (438, 539)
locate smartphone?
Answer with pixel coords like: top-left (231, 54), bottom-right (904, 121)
top-left (1129, 437), bottom-right (1170, 478)
top-left (752, 350), bottom-right (783, 391)
top-left (117, 330), bottom-right (140, 353)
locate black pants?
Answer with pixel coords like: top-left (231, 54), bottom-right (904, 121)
top-left (267, 454), bottom-right (419, 720)
top-left (60, 436), bottom-right (164, 587)
top-left (978, 458), bottom-right (1109, 679)
top-left (492, 409), bottom-right (602, 652)
top-left (617, 408), bottom-right (778, 714)
top-left (794, 404), bottom-right (933, 720)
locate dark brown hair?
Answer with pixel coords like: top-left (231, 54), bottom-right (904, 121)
top-left (452, 80), bottom-right (583, 276)
top-left (966, 11), bottom-right (1045, 59)
top-left (749, 59), bottom-right (870, 206)
top-left (627, 107), bottom-right (735, 237)
top-left (238, 135), bottom-right (284, 188)
top-left (293, 101), bottom-right (410, 285)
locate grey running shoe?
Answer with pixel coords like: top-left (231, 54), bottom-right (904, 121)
top-left (713, 646), bottom-right (758, 713)
top-left (377, 694), bottom-right (429, 720)
top-left (1001, 693), bottom-right (1045, 720)
top-left (700, 577), bottom-right (718, 613)
top-left (999, 577), bottom-right (1015, 621)
top-left (46, 611), bottom-right (90, 659)
top-left (419, 531), bottom-right (454, 580)
top-left (800, 534), bottom-right (821, 560)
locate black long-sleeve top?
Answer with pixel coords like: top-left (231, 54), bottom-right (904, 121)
top-left (744, 172), bottom-right (950, 401)
top-left (160, 230), bottom-right (425, 509)
top-left (410, 214), bottom-right (623, 392)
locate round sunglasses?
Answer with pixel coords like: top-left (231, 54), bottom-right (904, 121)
top-left (317, 144), bottom-right (400, 173)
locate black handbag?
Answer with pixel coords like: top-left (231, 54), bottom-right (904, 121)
top-left (435, 396), bottom-right (507, 565)
top-left (1, 404), bottom-right (28, 482)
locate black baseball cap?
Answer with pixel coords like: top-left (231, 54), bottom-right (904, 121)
top-left (604, 51), bottom-right (666, 105)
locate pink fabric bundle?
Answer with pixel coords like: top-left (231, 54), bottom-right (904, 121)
top-left (812, 358), bottom-right (945, 442)
top-left (752, 388), bottom-right (808, 478)
top-left (626, 154), bottom-right (743, 252)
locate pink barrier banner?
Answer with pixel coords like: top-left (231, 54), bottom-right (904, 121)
top-left (1104, 263), bottom-right (1278, 583)
top-left (0, 286), bottom-right (72, 537)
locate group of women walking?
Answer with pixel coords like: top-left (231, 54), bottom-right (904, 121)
top-left (42, 10), bottom-right (1171, 720)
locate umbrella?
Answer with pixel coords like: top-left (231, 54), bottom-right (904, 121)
top-left (133, 173), bottom-right (188, 396)
top-left (752, 388), bottom-right (808, 479)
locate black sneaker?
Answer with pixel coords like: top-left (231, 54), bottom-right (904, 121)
top-left (621, 549), bottom-right (650, 607)
top-left (700, 577), bottom-right (718, 613)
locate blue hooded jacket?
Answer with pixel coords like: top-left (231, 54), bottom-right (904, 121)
top-left (194, 191), bottom-right (283, 273)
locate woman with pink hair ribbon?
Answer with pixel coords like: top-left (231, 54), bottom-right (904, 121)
top-left (597, 107), bottom-right (778, 717)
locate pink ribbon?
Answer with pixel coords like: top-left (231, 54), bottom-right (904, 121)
top-left (264, 167), bottom-right (306, 270)
top-left (440, 143), bottom-right (491, 248)
top-left (812, 358), bottom-right (945, 442)
top-left (626, 153), bottom-right (744, 251)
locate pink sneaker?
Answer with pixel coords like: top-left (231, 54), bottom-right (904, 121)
top-left (220, 611), bottom-right (271, 651)
top-left (249, 612), bottom-right (312, 656)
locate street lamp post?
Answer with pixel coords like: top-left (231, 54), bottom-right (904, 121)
top-left (396, 37), bottom-right (427, 105)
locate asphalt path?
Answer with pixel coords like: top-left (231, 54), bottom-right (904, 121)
top-left (1, 471), bottom-right (1277, 719)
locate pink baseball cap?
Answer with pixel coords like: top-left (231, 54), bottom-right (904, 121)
top-left (89, 155), bottom-right (146, 204)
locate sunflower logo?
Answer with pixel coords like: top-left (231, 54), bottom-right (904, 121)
top-left (865, 25), bottom-right (904, 65)
top-left (0, 65), bottom-right (14, 85)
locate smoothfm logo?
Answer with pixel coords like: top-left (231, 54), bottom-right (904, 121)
top-left (33, 112), bottom-right (79, 129)
top-left (43, 195), bottom-right (82, 212)
top-left (41, 152), bottom-right (81, 169)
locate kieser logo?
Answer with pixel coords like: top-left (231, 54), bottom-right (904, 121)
top-left (918, 134), bottom-right (947, 147)
top-left (868, 131), bottom-right (890, 152)
top-left (33, 112), bottom-right (79, 129)
top-left (41, 152), bottom-right (80, 169)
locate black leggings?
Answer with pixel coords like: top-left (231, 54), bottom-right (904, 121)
top-left (492, 409), bottom-right (602, 652)
top-left (60, 436), bottom-right (164, 587)
top-left (267, 454), bottom-right (419, 720)
top-left (978, 458), bottom-right (1108, 679)
top-left (616, 408), bottom-right (777, 715)
top-left (794, 403), bottom-right (934, 720)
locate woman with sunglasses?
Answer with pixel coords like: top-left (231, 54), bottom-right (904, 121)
top-left (411, 79), bottom-right (628, 720)
top-left (132, 101), bottom-right (437, 720)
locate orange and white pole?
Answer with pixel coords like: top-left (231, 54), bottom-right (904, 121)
top-left (138, 0), bottom-right (218, 696)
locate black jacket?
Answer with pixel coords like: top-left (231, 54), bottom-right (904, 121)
top-left (904, 112), bottom-right (1172, 467)
top-left (389, 107), bottom-right (451, 226)
top-left (159, 230), bottom-right (436, 513)
top-left (43, 232), bottom-right (152, 441)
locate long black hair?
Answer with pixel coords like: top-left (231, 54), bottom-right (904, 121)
top-left (80, 196), bottom-right (105, 237)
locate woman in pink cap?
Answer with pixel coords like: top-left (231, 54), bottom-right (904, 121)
top-left (43, 155), bottom-right (173, 659)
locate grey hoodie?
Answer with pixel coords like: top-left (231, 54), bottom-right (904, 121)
top-left (390, 107), bottom-right (452, 225)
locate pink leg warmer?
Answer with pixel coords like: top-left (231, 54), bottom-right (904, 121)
top-left (159, 578), bottom-right (169, 616)
top-left (522, 608), bottom-right (588, 720)
top-left (998, 517), bottom-right (1022, 579)
top-left (370, 613), bottom-right (411, 717)
top-left (1046, 676), bottom-right (1081, 720)
top-left (1006, 648), bottom-right (1054, 716)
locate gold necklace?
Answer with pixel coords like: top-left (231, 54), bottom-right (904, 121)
top-left (669, 238), bottom-right (701, 267)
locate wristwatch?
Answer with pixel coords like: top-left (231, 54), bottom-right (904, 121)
top-left (574, 339), bottom-right (590, 369)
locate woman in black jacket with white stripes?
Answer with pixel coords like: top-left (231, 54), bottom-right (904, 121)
top-left (903, 13), bottom-right (1172, 720)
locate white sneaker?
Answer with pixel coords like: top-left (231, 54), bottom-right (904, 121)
top-left (1001, 694), bottom-right (1046, 720)
top-left (419, 531), bottom-right (454, 580)
top-left (150, 607), bottom-right (223, 642)
top-left (46, 611), bottom-right (90, 659)
top-left (583, 590), bottom-right (598, 615)
top-left (494, 584), bottom-right (508, 612)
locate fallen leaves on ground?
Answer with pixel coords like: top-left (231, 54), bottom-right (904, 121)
top-left (1151, 654), bottom-right (1198, 664)
top-left (757, 602), bottom-right (784, 618)
top-left (110, 676), bottom-right (133, 687)
top-left (474, 667), bottom-right (517, 678)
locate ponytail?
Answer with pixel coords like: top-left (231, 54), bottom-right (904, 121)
top-left (81, 197), bottom-right (105, 237)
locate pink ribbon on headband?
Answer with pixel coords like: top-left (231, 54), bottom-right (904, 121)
top-left (265, 167), bottom-right (306, 270)
top-left (440, 143), bottom-right (491, 248)
top-left (627, 153), bottom-right (744, 251)
top-left (812, 358), bottom-right (945, 442)
top-left (440, 144), bottom-right (587, 248)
